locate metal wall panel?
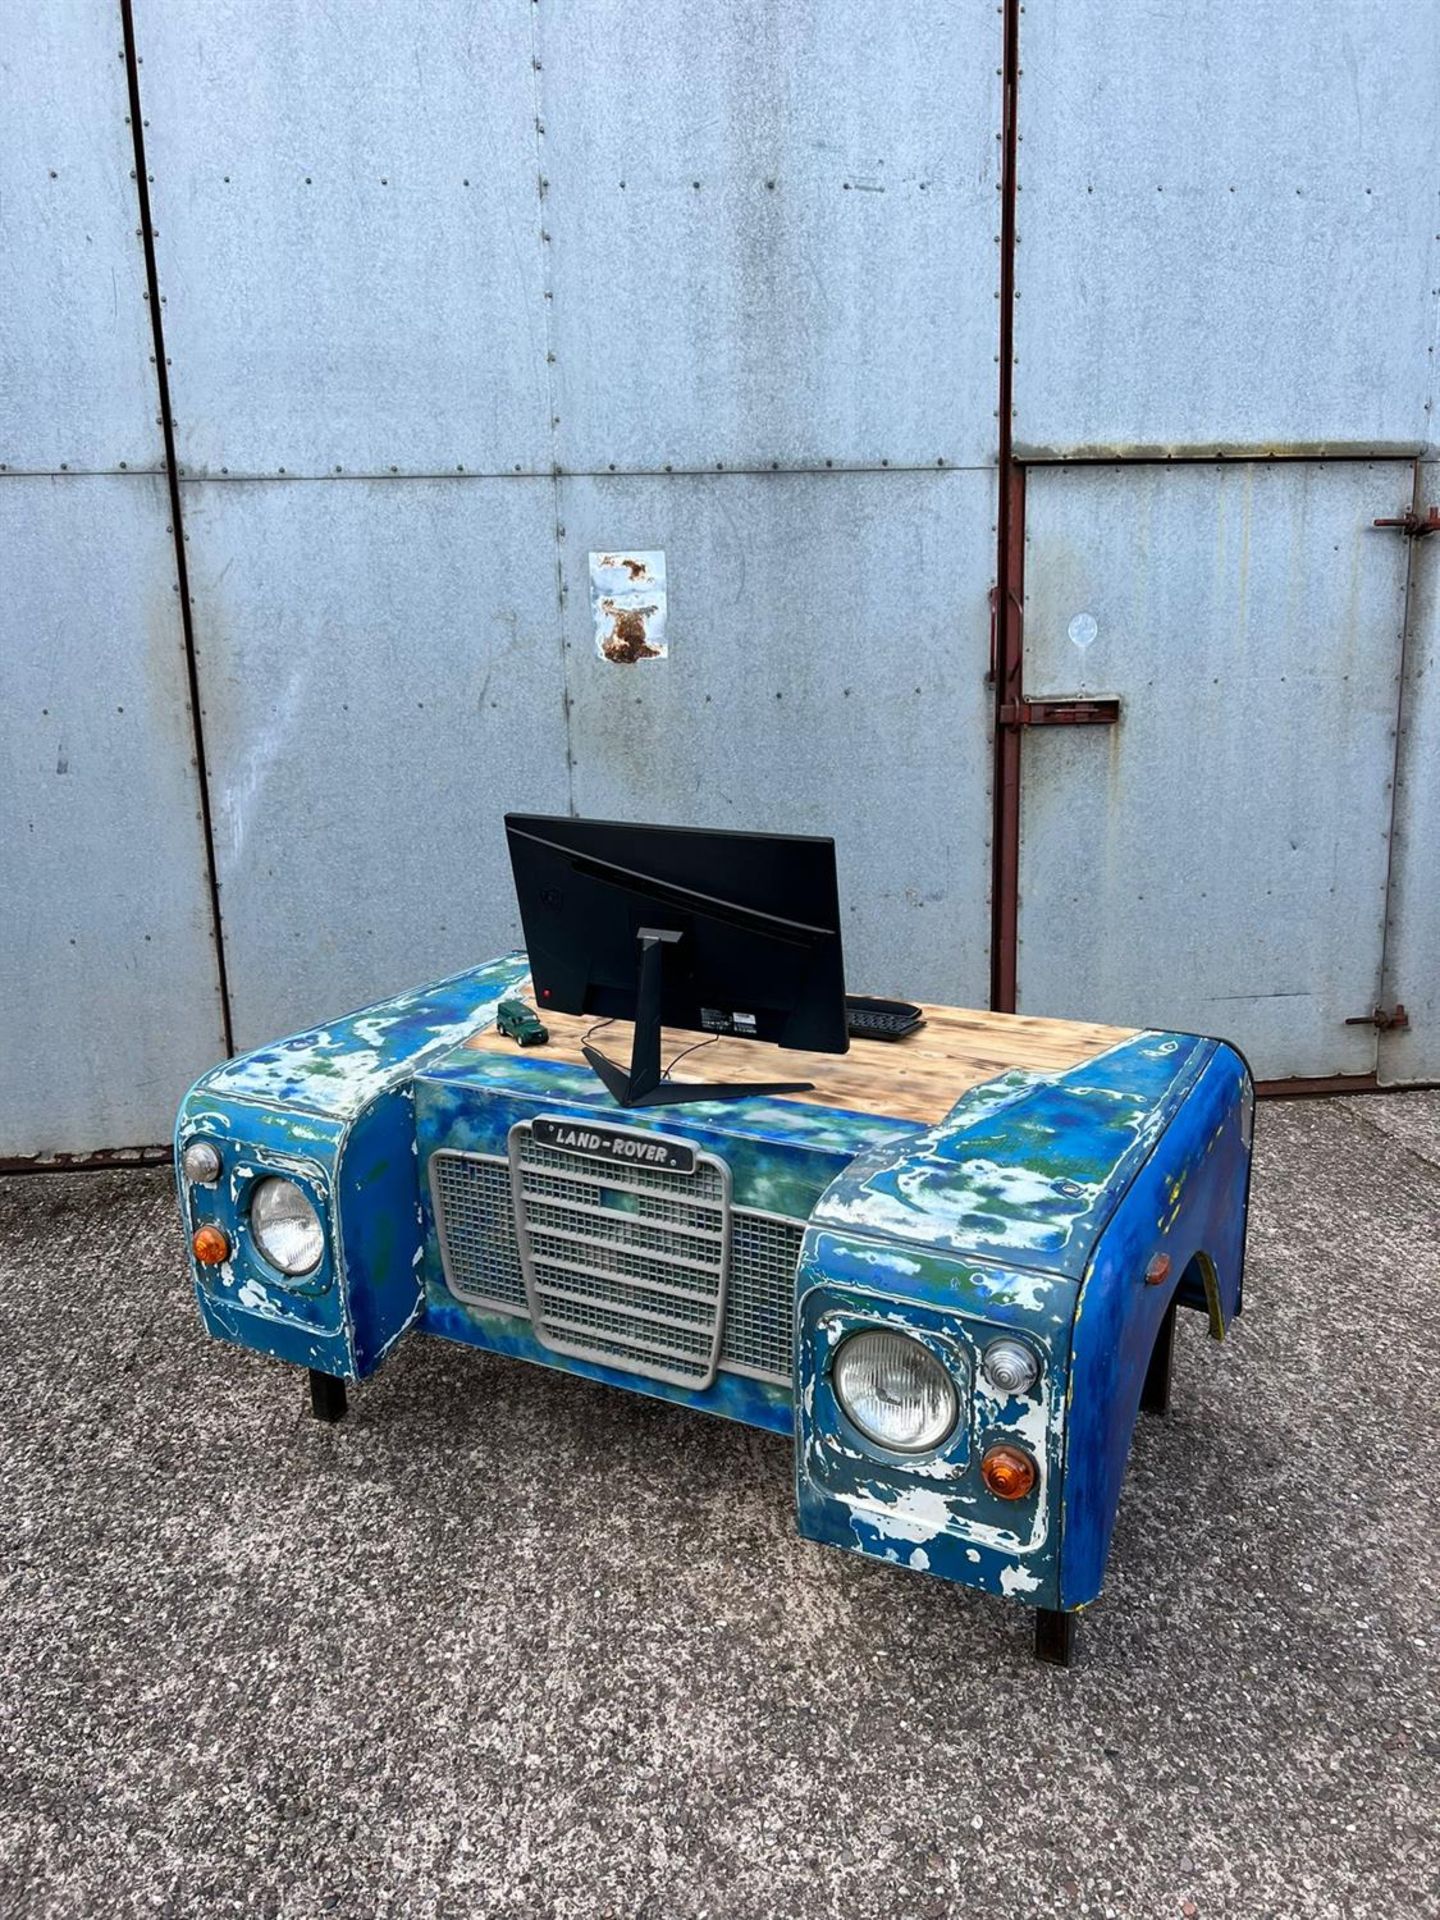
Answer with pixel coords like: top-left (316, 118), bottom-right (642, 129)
top-left (1, 3), bottom-right (225, 1156)
top-left (1016, 462), bottom-right (1412, 1080)
top-left (177, 477), bottom-right (571, 1047)
top-left (134, 0), bottom-right (549, 477)
top-left (1013, 4), bottom-right (1440, 458)
top-left (0, 476), bottom-right (227, 1155)
top-left (1379, 464), bottom-right (1440, 1084)
top-left (540, 0), bottom-right (1001, 473)
top-left (558, 469), bottom-right (996, 1006)
top-left (0, 0), bottom-right (162, 471)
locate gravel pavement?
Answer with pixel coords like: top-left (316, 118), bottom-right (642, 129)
top-left (1, 1094), bottom-right (1437, 1920)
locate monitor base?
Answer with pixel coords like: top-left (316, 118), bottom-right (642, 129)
top-left (582, 928), bottom-right (815, 1110)
top-left (581, 1043), bottom-right (813, 1109)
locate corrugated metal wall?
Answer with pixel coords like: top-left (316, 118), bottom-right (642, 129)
top-left (1008, 2), bottom-right (1440, 1089)
top-left (1, 0), bottom-right (227, 1157)
top-left (3, 1), bottom-right (1438, 1157)
top-left (1011, 3), bottom-right (1440, 460)
top-left (137, 0), bottom-right (1001, 1058)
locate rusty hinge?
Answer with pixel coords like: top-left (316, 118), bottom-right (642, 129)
top-left (1344, 1003), bottom-right (1410, 1032)
top-left (1373, 507), bottom-right (1440, 539)
top-left (999, 695), bottom-right (1122, 728)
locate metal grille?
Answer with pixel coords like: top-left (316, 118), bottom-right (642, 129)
top-left (723, 1211), bottom-right (805, 1381)
top-left (511, 1124), bottom-right (729, 1389)
top-left (429, 1151), bottom-right (525, 1311)
top-left (429, 1144), bottom-right (805, 1388)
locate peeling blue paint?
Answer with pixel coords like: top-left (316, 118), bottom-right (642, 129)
top-left (424, 1294), bottom-right (794, 1435)
top-left (193, 955), bottom-right (530, 1118)
top-left (812, 1032), bottom-right (1212, 1274)
top-left (420, 1036), bottom-right (920, 1173)
top-left (415, 1048), bottom-right (914, 1217)
top-left (1058, 1041), bottom-right (1251, 1607)
top-left (793, 1037), bottom-right (1250, 1612)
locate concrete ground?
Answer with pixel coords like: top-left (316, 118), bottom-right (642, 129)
top-left (1, 1096), bottom-right (1436, 1920)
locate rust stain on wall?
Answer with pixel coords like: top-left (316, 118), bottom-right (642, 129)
top-left (590, 550), bottom-right (668, 663)
top-left (598, 601), bottom-right (662, 662)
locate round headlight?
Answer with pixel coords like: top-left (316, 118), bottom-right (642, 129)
top-left (832, 1329), bottom-right (958, 1454)
top-left (250, 1177), bottom-right (324, 1276)
top-left (982, 1338), bottom-right (1040, 1396)
top-left (181, 1139), bottom-right (222, 1185)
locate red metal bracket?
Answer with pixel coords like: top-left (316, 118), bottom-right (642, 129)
top-left (999, 696), bottom-right (1122, 729)
top-left (1344, 1004), bottom-right (1410, 1032)
top-left (1373, 508), bottom-right (1440, 538)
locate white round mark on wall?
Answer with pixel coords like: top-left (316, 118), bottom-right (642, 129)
top-left (1068, 612), bottom-right (1099, 651)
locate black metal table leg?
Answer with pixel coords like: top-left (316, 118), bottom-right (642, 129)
top-left (308, 1369), bottom-right (348, 1423)
top-left (1034, 1608), bottom-right (1075, 1667)
top-left (1141, 1299), bottom-right (1177, 1416)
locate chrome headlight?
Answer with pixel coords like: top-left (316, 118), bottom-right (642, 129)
top-left (250, 1177), bottom-right (324, 1277)
top-left (832, 1329), bottom-right (959, 1454)
top-left (181, 1139), bottom-right (222, 1185)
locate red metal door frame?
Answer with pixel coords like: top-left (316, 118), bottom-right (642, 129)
top-left (989, 0), bottom-right (1025, 1017)
top-left (990, 468), bottom-right (1025, 1016)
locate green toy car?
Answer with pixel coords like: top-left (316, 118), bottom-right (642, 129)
top-left (496, 998), bottom-right (548, 1047)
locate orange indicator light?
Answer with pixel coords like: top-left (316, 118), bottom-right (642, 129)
top-left (980, 1443), bottom-right (1037, 1501)
top-left (192, 1224), bottom-right (230, 1265)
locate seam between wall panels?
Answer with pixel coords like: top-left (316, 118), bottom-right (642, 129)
top-left (0, 461), bottom-right (999, 482)
top-left (119, 0), bottom-right (235, 1055)
top-left (526, 1), bottom-right (575, 817)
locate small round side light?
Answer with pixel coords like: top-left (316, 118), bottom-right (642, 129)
top-left (980, 1442), bottom-right (1037, 1501)
top-left (181, 1139), bottom-right (222, 1185)
top-left (982, 1338), bottom-right (1040, 1395)
top-left (192, 1224), bottom-right (230, 1265)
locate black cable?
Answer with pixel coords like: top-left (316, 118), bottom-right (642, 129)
top-left (661, 1035), bottom-right (719, 1081)
top-left (581, 1016), bottom-right (627, 1076)
top-left (580, 1017), bottom-right (714, 1082)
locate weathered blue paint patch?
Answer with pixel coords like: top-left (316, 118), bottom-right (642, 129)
top-left (812, 1032), bottom-right (1212, 1276)
top-left (795, 1281), bottom-right (1064, 1605)
top-left (338, 1084), bottom-right (430, 1374)
top-left (423, 1294), bottom-right (794, 1435)
top-left (193, 955), bottom-right (530, 1119)
top-left (175, 1094), bottom-right (356, 1374)
top-left (798, 1228), bottom-right (1077, 1335)
top-left (1059, 1041), bottom-right (1252, 1608)
top-left (422, 1040), bottom-right (919, 1170)
top-left (414, 1058), bottom-right (913, 1222)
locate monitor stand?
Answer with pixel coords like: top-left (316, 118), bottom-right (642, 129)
top-left (581, 929), bottom-right (816, 1110)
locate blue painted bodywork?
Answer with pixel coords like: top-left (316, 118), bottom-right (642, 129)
top-left (175, 957), bottom-right (1252, 1623)
top-left (793, 1032), bottom-right (1250, 1609)
top-left (175, 956), bottom-right (531, 1378)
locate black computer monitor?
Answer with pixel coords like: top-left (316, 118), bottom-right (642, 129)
top-left (504, 814), bottom-right (848, 1109)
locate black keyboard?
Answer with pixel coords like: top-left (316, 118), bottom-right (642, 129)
top-left (845, 995), bottom-right (926, 1042)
